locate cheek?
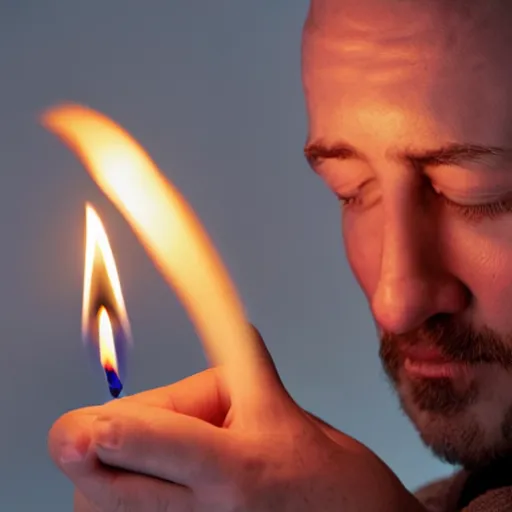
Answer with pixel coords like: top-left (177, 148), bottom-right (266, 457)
top-left (456, 226), bottom-right (512, 333)
top-left (342, 210), bottom-right (383, 301)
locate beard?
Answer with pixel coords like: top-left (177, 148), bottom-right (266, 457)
top-left (380, 314), bottom-right (512, 381)
top-left (379, 314), bottom-right (512, 468)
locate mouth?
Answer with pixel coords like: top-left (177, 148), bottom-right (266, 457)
top-left (401, 346), bottom-right (469, 379)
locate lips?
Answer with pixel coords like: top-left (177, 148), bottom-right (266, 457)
top-left (402, 346), bottom-right (449, 363)
top-left (401, 346), bottom-right (468, 379)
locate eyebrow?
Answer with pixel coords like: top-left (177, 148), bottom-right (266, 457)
top-left (304, 141), bottom-right (360, 168)
top-left (304, 141), bottom-right (512, 170)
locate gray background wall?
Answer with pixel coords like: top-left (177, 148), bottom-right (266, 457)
top-left (0, 2), bottom-right (452, 510)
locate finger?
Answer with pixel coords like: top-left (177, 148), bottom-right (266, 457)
top-left (50, 368), bottom-right (229, 442)
top-left (67, 453), bottom-right (192, 512)
top-left (90, 400), bottom-right (232, 486)
top-left (126, 367), bottom-right (230, 425)
top-left (49, 411), bottom-right (193, 511)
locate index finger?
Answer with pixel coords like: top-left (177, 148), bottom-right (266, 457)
top-left (49, 367), bottom-right (229, 448)
top-left (126, 367), bottom-right (230, 424)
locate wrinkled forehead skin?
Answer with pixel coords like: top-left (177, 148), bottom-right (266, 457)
top-left (302, 0), bottom-right (512, 150)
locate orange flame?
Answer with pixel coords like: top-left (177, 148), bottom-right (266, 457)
top-left (82, 203), bottom-right (131, 379)
top-left (98, 306), bottom-right (117, 372)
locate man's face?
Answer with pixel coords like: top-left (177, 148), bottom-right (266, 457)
top-left (302, 0), bottom-right (512, 469)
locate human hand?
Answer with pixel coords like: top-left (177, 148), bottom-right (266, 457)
top-left (49, 330), bottom-right (425, 512)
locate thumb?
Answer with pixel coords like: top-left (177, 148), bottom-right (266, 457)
top-left (246, 324), bottom-right (284, 388)
top-left (224, 324), bottom-right (297, 426)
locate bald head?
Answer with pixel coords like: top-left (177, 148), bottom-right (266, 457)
top-left (303, 0), bottom-right (512, 80)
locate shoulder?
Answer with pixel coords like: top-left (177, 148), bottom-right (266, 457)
top-left (414, 471), bottom-right (468, 512)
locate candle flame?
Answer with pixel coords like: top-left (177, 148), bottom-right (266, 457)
top-left (82, 203), bottom-right (131, 395)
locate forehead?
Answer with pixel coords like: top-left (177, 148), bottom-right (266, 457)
top-left (302, 0), bottom-right (512, 151)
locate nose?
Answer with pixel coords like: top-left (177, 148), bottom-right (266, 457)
top-left (371, 199), bottom-right (469, 335)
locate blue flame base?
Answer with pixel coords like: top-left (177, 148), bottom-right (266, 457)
top-left (105, 368), bottom-right (123, 399)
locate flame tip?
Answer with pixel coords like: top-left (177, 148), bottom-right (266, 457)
top-left (85, 202), bottom-right (96, 217)
top-left (40, 102), bottom-right (93, 132)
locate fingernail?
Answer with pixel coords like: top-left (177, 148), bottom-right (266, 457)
top-left (93, 418), bottom-right (119, 450)
top-left (59, 445), bottom-right (84, 465)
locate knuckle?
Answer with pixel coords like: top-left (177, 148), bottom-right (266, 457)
top-left (94, 417), bottom-right (124, 450)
